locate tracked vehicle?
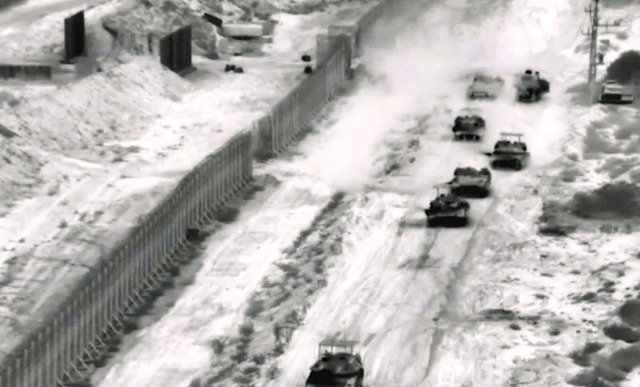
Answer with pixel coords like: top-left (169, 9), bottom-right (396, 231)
top-left (448, 167), bottom-right (492, 198)
top-left (452, 108), bottom-right (485, 141)
top-left (424, 184), bottom-right (470, 227)
top-left (467, 73), bottom-right (504, 99)
top-left (305, 339), bottom-right (364, 387)
top-left (489, 132), bottom-right (530, 170)
top-left (515, 69), bottom-right (550, 102)
top-left (599, 80), bottom-right (634, 104)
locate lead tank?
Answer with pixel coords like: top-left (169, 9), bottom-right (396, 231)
top-left (424, 184), bottom-right (470, 227)
top-left (306, 339), bottom-right (364, 387)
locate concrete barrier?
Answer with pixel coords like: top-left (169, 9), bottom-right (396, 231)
top-left (0, 64), bottom-right (52, 80)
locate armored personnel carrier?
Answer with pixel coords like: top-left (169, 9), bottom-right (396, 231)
top-left (305, 339), bottom-right (364, 387)
top-left (452, 107), bottom-right (485, 141)
top-left (467, 73), bottom-right (504, 99)
top-left (515, 69), bottom-right (550, 102)
top-left (489, 132), bottom-right (530, 170)
top-left (424, 184), bottom-right (470, 227)
top-left (448, 167), bottom-right (492, 198)
top-left (599, 79), bottom-right (634, 104)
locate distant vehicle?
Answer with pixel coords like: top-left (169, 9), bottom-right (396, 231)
top-left (467, 73), bottom-right (505, 99)
top-left (424, 184), bottom-right (470, 227)
top-left (598, 80), bottom-right (634, 104)
top-left (306, 339), bottom-right (364, 387)
top-left (452, 107), bottom-right (485, 141)
top-left (448, 167), bottom-right (492, 198)
top-left (488, 132), bottom-right (530, 170)
top-left (515, 69), bottom-right (550, 102)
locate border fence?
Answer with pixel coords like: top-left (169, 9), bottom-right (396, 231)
top-left (159, 25), bottom-right (194, 75)
top-left (63, 11), bottom-right (85, 62)
top-left (0, 1), bottom-right (421, 386)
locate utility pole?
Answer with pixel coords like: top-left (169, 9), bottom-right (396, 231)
top-left (585, 0), bottom-right (600, 102)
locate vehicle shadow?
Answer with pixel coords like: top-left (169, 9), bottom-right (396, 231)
top-left (398, 218), bottom-right (427, 229)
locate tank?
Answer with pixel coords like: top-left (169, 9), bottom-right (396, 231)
top-left (515, 69), bottom-right (550, 102)
top-left (424, 184), bottom-right (470, 227)
top-left (467, 73), bottom-right (505, 99)
top-left (306, 339), bottom-right (364, 387)
top-left (452, 107), bottom-right (485, 141)
top-left (490, 132), bottom-right (530, 170)
top-left (599, 80), bottom-right (634, 104)
top-left (449, 167), bottom-right (491, 198)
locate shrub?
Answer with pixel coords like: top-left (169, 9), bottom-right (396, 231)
top-left (211, 338), bottom-right (226, 355)
top-left (245, 298), bottom-right (264, 318)
top-left (239, 321), bottom-right (255, 337)
top-left (570, 182), bottom-right (640, 218)
top-left (606, 50), bottom-right (640, 83)
top-left (266, 364), bottom-right (280, 380)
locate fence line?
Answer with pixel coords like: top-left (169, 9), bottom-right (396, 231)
top-left (0, 1), bottom-right (418, 386)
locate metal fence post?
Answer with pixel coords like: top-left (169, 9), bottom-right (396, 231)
top-left (79, 289), bottom-right (87, 360)
top-left (188, 175), bottom-right (196, 226)
top-left (44, 326), bottom-right (51, 386)
top-left (22, 343), bottom-right (29, 387)
top-left (142, 226), bottom-right (151, 285)
top-left (34, 334), bottom-right (42, 387)
top-left (114, 252), bottom-right (123, 317)
top-left (53, 317), bottom-right (61, 383)
top-left (194, 170), bottom-right (202, 222)
top-left (205, 159), bottom-right (214, 213)
top-left (134, 234), bottom-right (142, 294)
top-left (102, 263), bottom-right (111, 333)
top-left (216, 153), bottom-right (223, 205)
top-left (149, 218), bottom-right (159, 276)
top-left (222, 146), bottom-right (230, 198)
top-left (233, 137), bottom-right (240, 189)
top-left (169, 197), bottom-right (177, 251)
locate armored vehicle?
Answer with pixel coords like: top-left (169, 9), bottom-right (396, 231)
top-left (515, 69), bottom-right (550, 102)
top-left (424, 184), bottom-right (470, 227)
top-left (467, 73), bottom-right (504, 99)
top-left (449, 167), bottom-right (492, 198)
top-left (306, 339), bottom-right (364, 387)
top-left (452, 107), bottom-right (485, 141)
top-left (599, 80), bottom-right (634, 104)
top-left (489, 132), bottom-right (530, 170)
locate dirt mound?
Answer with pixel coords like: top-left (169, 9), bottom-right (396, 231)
top-left (102, 0), bottom-right (218, 57)
top-left (618, 299), bottom-right (640, 327)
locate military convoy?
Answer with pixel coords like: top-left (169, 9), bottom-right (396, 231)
top-left (306, 339), bottom-right (364, 387)
top-left (301, 65), bottom-right (551, 383)
top-left (421, 69), bottom-right (546, 227)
